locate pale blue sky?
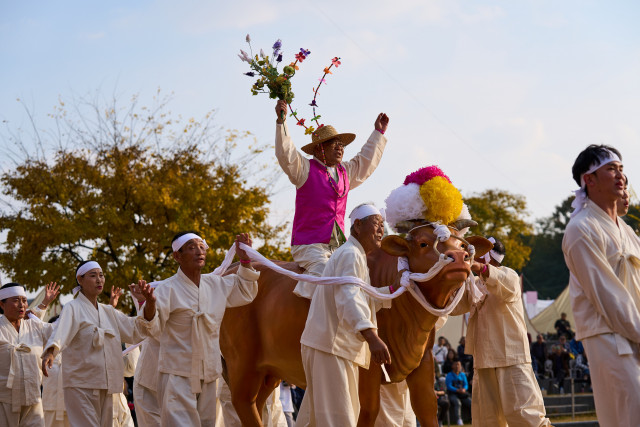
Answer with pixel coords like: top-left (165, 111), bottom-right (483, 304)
top-left (2, 0), bottom-right (639, 231)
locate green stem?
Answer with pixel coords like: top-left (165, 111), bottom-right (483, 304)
top-left (280, 110), bottom-right (287, 136)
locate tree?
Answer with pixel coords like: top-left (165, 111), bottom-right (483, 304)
top-left (0, 92), bottom-right (290, 306)
top-left (521, 196), bottom-right (572, 299)
top-left (465, 189), bottom-right (533, 271)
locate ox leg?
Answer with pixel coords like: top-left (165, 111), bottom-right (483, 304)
top-left (405, 332), bottom-right (439, 427)
top-left (255, 375), bottom-right (281, 421)
top-left (229, 368), bottom-right (264, 427)
top-left (356, 363), bottom-right (382, 427)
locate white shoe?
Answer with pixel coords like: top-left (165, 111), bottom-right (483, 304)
top-left (457, 419), bottom-right (464, 425)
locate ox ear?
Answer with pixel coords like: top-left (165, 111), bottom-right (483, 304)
top-left (381, 235), bottom-right (410, 257)
top-left (466, 236), bottom-right (493, 259)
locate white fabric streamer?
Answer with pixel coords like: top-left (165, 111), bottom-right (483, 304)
top-left (482, 237), bottom-right (505, 264)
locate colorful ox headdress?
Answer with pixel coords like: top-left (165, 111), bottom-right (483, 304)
top-left (384, 166), bottom-right (474, 234)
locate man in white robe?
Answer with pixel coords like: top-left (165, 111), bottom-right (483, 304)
top-left (563, 144), bottom-right (640, 427)
top-left (143, 232), bottom-right (260, 426)
top-left (454, 238), bottom-right (550, 426)
top-left (297, 204), bottom-right (391, 426)
top-left (0, 283), bottom-right (57, 427)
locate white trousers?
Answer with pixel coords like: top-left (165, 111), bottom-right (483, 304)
top-left (113, 393), bottom-right (134, 427)
top-left (290, 244), bottom-right (334, 299)
top-left (63, 388), bottom-right (112, 427)
top-left (296, 345), bottom-right (359, 427)
top-left (375, 381), bottom-right (416, 427)
top-left (158, 373), bottom-right (217, 427)
top-left (472, 364), bottom-right (550, 427)
top-left (133, 383), bottom-right (160, 427)
top-left (583, 333), bottom-right (640, 427)
top-left (44, 410), bottom-right (70, 427)
top-left (215, 380), bottom-right (286, 427)
top-left (0, 401), bottom-right (44, 427)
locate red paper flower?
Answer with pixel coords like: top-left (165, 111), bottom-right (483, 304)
top-left (332, 57), bottom-right (341, 67)
top-left (296, 118), bottom-right (306, 126)
top-left (295, 52), bottom-right (306, 62)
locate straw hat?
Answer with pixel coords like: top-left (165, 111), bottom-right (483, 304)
top-left (301, 125), bottom-right (356, 155)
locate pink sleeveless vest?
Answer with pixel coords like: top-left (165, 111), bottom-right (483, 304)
top-left (291, 159), bottom-right (350, 246)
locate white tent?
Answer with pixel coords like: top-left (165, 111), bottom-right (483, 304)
top-left (530, 285), bottom-right (573, 335)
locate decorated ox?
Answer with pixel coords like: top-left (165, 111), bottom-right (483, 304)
top-left (219, 221), bottom-right (491, 427)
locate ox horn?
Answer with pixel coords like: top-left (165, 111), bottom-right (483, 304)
top-left (450, 219), bottom-right (477, 231)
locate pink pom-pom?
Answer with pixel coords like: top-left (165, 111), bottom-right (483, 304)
top-left (403, 166), bottom-right (451, 186)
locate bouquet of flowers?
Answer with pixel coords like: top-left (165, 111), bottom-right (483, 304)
top-left (238, 34), bottom-right (310, 104)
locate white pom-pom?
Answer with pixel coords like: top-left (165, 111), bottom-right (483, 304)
top-left (457, 203), bottom-right (471, 221)
top-left (384, 183), bottom-right (427, 232)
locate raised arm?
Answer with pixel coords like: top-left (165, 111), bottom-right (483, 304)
top-left (343, 112), bottom-right (389, 190)
top-left (275, 100), bottom-right (310, 188)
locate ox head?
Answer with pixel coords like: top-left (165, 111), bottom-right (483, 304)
top-left (381, 219), bottom-right (493, 308)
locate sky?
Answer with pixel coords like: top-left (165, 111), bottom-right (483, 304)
top-left (1, 0), bottom-right (640, 244)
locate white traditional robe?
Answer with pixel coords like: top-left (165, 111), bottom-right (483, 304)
top-left (275, 121), bottom-right (388, 298)
top-left (298, 236), bottom-right (389, 426)
top-left (563, 198), bottom-right (640, 426)
top-left (145, 266), bottom-right (259, 426)
top-left (133, 337), bottom-right (160, 427)
top-left (42, 354), bottom-right (68, 427)
top-left (452, 267), bottom-right (549, 426)
top-left (0, 316), bottom-right (54, 427)
top-left (112, 345), bottom-right (138, 427)
top-left (215, 380), bottom-right (286, 427)
top-left (43, 292), bottom-right (151, 427)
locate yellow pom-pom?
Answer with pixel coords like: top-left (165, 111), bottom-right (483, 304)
top-left (419, 176), bottom-right (463, 224)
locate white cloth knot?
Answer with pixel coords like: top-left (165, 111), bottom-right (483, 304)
top-left (7, 343), bottom-right (33, 412)
top-left (431, 222), bottom-right (451, 242)
top-left (571, 188), bottom-right (588, 218)
top-left (92, 327), bottom-right (115, 348)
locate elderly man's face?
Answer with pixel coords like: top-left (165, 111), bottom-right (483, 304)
top-left (315, 138), bottom-right (344, 167)
top-left (354, 214), bottom-right (384, 254)
top-left (174, 238), bottom-right (207, 271)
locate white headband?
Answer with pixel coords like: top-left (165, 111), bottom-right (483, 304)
top-left (0, 286), bottom-right (27, 300)
top-left (349, 204), bottom-right (383, 226)
top-left (172, 233), bottom-right (209, 252)
top-left (571, 151), bottom-right (622, 218)
top-left (482, 237), bottom-right (505, 264)
top-left (76, 261), bottom-right (102, 280)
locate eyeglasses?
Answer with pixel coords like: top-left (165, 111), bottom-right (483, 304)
top-left (324, 140), bottom-right (344, 149)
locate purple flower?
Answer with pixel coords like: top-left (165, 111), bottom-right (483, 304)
top-left (244, 72), bottom-right (255, 77)
top-left (273, 39), bottom-right (282, 51)
top-left (309, 100), bottom-right (318, 107)
top-left (276, 54), bottom-right (283, 62)
top-left (300, 48), bottom-right (311, 56)
top-left (238, 50), bottom-right (251, 63)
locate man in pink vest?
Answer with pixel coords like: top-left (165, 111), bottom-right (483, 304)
top-left (275, 100), bottom-right (390, 299)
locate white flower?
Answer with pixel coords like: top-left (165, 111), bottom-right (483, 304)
top-left (246, 34), bottom-right (251, 43)
top-left (260, 49), bottom-right (265, 58)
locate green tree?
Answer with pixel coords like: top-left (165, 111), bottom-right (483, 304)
top-left (465, 189), bottom-right (533, 271)
top-left (0, 93), bottom-right (290, 306)
top-left (520, 196), bottom-right (572, 299)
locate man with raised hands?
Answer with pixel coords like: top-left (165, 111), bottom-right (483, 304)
top-left (296, 203), bottom-right (391, 427)
top-left (562, 145), bottom-right (640, 426)
top-left (274, 100), bottom-right (389, 299)
top-left (140, 231), bottom-right (259, 426)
